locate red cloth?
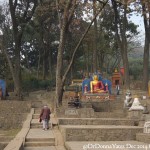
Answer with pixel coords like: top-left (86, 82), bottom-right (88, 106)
top-left (40, 106), bottom-right (51, 120)
top-left (93, 81), bottom-right (104, 91)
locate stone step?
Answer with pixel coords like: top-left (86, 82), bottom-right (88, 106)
top-left (65, 141), bottom-right (150, 150)
top-left (58, 118), bottom-right (135, 126)
top-left (33, 115), bottom-right (58, 124)
top-left (32, 114), bottom-right (39, 119)
top-left (30, 119), bottom-right (53, 128)
top-left (30, 118), bottom-right (58, 128)
top-left (30, 124), bottom-right (52, 129)
top-left (23, 146), bottom-right (56, 150)
top-left (25, 137), bottom-right (55, 142)
top-left (59, 125), bottom-right (143, 141)
top-left (24, 129), bottom-right (55, 147)
top-left (24, 141), bottom-right (55, 147)
top-left (24, 145), bottom-right (66, 150)
top-left (25, 128), bottom-right (55, 143)
top-left (34, 108), bottom-right (41, 114)
top-left (136, 133), bottom-right (150, 143)
top-left (31, 101), bottom-right (43, 108)
top-left (94, 112), bottom-right (126, 118)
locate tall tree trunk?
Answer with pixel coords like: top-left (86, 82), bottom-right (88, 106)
top-left (143, 38), bottom-right (149, 90)
top-left (56, 25), bottom-right (66, 106)
top-left (142, 2), bottom-right (150, 90)
top-left (14, 36), bottom-right (22, 98)
top-left (8, 0), bottom-right (37, 99)
top-left (37, 49), bottom-right (41, 79)
top-left (93, 0), bottom-right (98, 72)
top-left (49, 51), bottom-right (53, 79)
top-left (42, 48), bottom-right (46, 80)
top-left (112, 0), bottom-right (130, 89)
top-left (121, 3), bottom-right (130, 89)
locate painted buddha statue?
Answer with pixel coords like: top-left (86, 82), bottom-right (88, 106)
top-left (90, 75), bottom-right (105, 93)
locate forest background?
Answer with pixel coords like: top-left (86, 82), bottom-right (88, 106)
top-left (0, 0), bottom-right (149, 106)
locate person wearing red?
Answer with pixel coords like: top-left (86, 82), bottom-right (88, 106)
top-left (39, 104), bottom-right (51, 130)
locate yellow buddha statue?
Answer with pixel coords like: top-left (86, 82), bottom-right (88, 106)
top-left (90, 75), bottom-right (105, 93)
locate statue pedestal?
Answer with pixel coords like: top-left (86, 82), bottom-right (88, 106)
top-left (128, 110), bottom-right (143, 119)
top-left (81, 93), bottom-right (115, 101)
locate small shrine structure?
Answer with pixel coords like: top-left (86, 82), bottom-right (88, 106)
top-left (112, 68), bottom-right (121, 87)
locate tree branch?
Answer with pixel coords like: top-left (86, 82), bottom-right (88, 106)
top-left (62, 0), bottom-right (109, 82)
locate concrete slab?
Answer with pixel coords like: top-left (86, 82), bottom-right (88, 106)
top-left (26, 129), bottom-right (55, 139)
top-left (23, 146), bottom-right (56, 150)
top-left (31, 118), bottom-right (57, 124)
top-left (59, 125), bottom-right (143, 129)
top-left (65, 141), bottom-right (150, 150)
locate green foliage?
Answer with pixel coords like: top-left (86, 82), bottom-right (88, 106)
top-left (22, 77), bottom-right (55, 91)
top-left (129, 58), bottom-right (143, 80)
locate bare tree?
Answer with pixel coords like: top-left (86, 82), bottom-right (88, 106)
top-left (55, 0), bottom-right (108, 106)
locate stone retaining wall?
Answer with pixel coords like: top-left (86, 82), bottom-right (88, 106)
top-left (60, 126), bottom-right (143, 141)
top-left (0, 143), bottom-right (7, 150)
top-left (56, 108), bottom-right (94, 118)
top-left (0, 101), bottom-right (31, 129)
top-left (58, 118), bottom-right (135, 126)
top-left (94, 112), bottom-right (126, 118)
top-left (56, 107), bottom-right (127, 118)
top-left (136, 133), bottom-right (150, 143)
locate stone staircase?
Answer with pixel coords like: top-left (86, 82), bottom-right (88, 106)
top-left (23, 101), bottom-right (66, 150)
top-left (23, 105), bottom-right (56, 150)
top-left (58, 95), bottom-right (150, 150)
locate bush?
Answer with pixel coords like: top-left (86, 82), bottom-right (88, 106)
top-left (22, 78), bottom-right (55, 91)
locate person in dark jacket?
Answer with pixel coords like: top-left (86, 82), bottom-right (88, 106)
top-left (39, 104), bottom-right (51, 130)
